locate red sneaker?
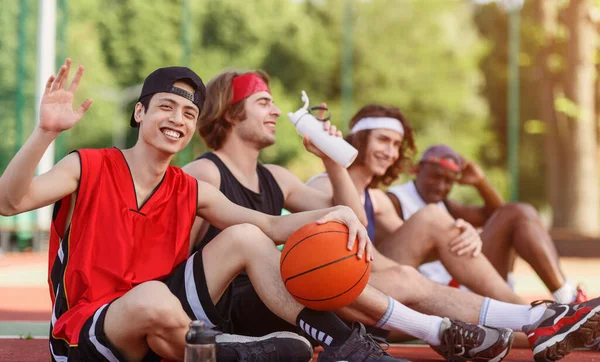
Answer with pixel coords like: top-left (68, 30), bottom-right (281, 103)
top-left (523, 297), bottom-right (600, 361)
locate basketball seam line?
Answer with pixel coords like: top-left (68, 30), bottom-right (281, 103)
top-left (287, 262), bottom-right (370, 302)
top-left (284, 254), bottom-right (357, 283)
top-left (280, 230), bottom-right (349, 265)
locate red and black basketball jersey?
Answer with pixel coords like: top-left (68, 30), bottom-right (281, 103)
top-left (48, 148), bottom-right (198, 345)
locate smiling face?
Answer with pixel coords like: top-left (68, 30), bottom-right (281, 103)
top-left (345, 104), bottom-right (417, 188)
top-left (414, 161), bottom-right (459, 203)
top-left (233, 91), bottom-right (281, 149)
top-left (362, 129), bottom-right (404, 177)
top-left (134, 80), bottom-right (199, 155)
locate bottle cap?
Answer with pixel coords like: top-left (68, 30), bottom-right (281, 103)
top-left (287, 90), bottom-right (312, 126)
top-left (186, 320), bottom-right (220, 344)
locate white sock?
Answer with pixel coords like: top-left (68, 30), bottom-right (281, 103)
top-left (376, 296), bottom-right (443, 346)
top-left (507, 272), bottom-right (515, 291)
top-left (552, 282), bottom-right (577, 304)
top-left (479, 297), bottom-right (546, 332)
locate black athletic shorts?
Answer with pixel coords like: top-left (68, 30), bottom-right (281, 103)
top-left (49, 250), bottom-right (233, 362)
top-left (220, 275), bottom-right (299, 336)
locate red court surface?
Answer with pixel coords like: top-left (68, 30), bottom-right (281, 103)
top-left (1, 252), bottom-right (600, 361)
top-left (0, 287), bottom-right (51, 321)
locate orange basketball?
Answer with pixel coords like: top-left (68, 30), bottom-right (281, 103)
top-left (280, 221), bottom-right (371, 311)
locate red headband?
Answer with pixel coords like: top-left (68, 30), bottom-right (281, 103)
top-left (231, 73), bottom-right (270, 104)
top-left (423, 156), bottom-right (460, 173)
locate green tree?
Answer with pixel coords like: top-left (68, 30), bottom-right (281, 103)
top-left (350, 0), bottom-right (494, 203)
top-left (475, 0), bottom-right (600, 234)
top-left (0, 0), bottom-right (496, 202)
top-left (0, 0), bottom-right (38, 172)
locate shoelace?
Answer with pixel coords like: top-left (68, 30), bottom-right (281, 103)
top-left (530, 299), bottom-right (556, 309)
top-left (441, 323), bottom-right (481, 358)
top-left (361, 332), bottom-right (391, 356)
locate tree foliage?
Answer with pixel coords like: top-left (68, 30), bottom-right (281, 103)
top-left (474, 0), bottom-right (600, 233)
top-left (1, 0), bottom-right (493, 203)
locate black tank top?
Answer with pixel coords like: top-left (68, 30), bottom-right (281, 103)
top-left (194, 152), bottom-right (285, 253)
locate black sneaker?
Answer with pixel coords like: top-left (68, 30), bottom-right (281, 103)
top-left (317, 322), bottom-right (410, 362)
top-left (216, 331), bottom-right (313, 362)
top-left (431, 318), bottom-right (513, 362)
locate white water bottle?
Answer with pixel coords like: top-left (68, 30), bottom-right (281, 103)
top-left (287, 91), bottom-right (358, 168)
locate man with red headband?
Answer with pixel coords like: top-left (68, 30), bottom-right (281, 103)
top-left (387, 144), bottom-right (587, 305)
top-left (181, 71), bottom-right (539, 362)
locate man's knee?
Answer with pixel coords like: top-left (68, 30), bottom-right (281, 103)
top-left (376, 265), bottom-right (423, 295)
top-left (221, 223), bottom-right (273, 249)
top-left (412, 204), bottom-right (453, 228)
top-left (118, 281), bottom-right (186, 330)
top-left (391, 264), bottom-right (420, 279)
top-left (411, 204), bottom-right (454, 244)
top-left (414, 204), bottom-right (448, 220)
top-left (498, 203), bottom-right (539, 223)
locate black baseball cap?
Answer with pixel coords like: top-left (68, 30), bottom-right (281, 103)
top-left (130, 66), bottom-right (206, 127)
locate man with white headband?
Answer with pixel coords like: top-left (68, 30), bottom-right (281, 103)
top-left (309, 105), bottom-right (523, 302)
top-left (308, 103), bottom-right (600, 361)
top-left (387, 144), bottom-right (588, 305)
top-left (182, 72), bottom-right (521, 361)
top-left (349, 116), bottom-right (407, 134)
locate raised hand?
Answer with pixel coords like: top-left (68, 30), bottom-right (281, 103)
top-left (457, 160), bottom-right (485, 186)
top-left (39, 59), bottom-right (92, 134)
top-left (303, 102), bottom-right (342, 159)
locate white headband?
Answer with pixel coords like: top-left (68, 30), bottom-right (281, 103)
top-left (350, 117), bottom-right (405, 135)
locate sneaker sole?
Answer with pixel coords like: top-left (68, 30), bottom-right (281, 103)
top-left (486, 330), bottom-right (514, 362)
top-left (488, 345), bottom-right (510, 362)
top-left (452, 329), bottom-right (514, 362)
top-left (217, 331), bottom-right (313, 362)
top-left (532, 307), bottom-right (600, 362)
top-left (216, 331), bottom-right (312, 347)
top-left (581, 314), bottom-right (600, 350)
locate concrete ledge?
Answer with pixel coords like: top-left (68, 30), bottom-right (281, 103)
top-left (551, 228), bottom-right (600, 257)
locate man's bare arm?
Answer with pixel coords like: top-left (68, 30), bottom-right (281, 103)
top-left (182, 158), bottom-right (221, 254)
top-left (322, 158), bottom-right (368, 225)
top-left (270, 164), bottom-right (367, 226)
top-left (0, 152), bottom-right (80, 216)
top-left (0, 59), bottom-right (89, 216)
top-left (196, 180), bottom-right (373, 260)
top-left (371, 189), bottom-right (404, 232)
top-left (386, 191), bottom-right (404, 219)
top-left (448, 160), bottom-right (504, 227)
